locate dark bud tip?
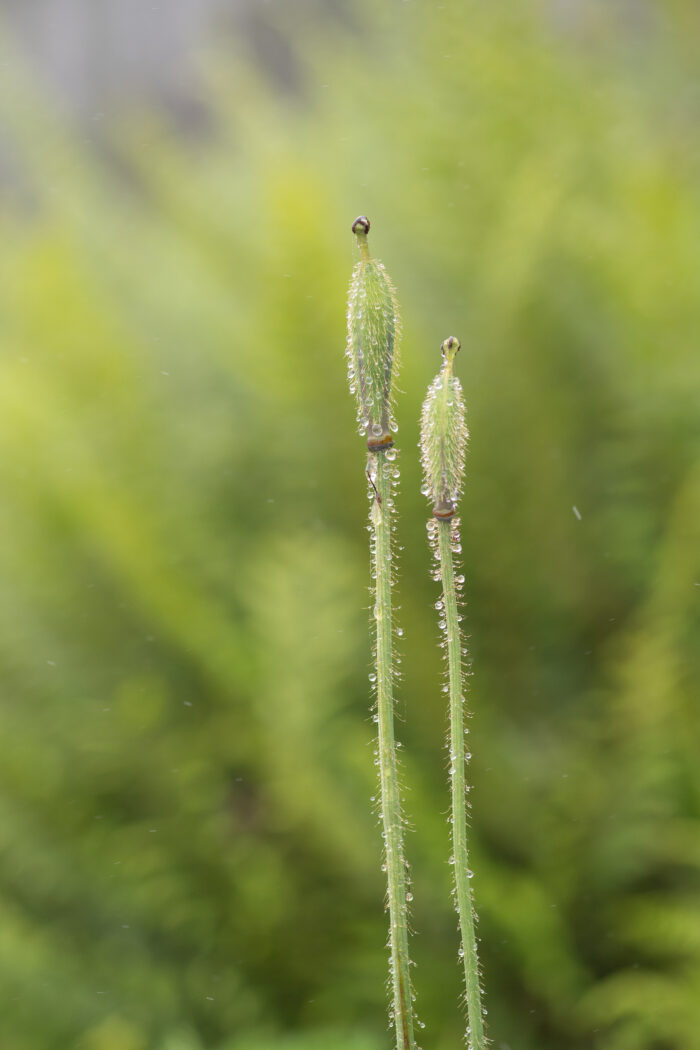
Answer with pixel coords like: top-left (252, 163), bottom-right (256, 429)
top-left (441, 336), bottom-right (461, 357)
top-left (352, 215), bottom-right (370, 236)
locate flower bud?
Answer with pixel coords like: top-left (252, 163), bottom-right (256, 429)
top-left (346, 217), bottom-right (400, 452)
top-left (420, 337), bottom-right (468, 518)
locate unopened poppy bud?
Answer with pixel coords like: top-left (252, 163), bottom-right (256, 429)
top-left (420, 337), bottom-right (468, 518)
top-left (346, 217), bottom-right (400, 452)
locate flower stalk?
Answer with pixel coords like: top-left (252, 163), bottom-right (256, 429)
top-left (421, 337), bottom-right (486, 1050)
top-left (346, 217), bottom-right (416, 1050)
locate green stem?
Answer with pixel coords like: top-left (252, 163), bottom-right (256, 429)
top-left (438, 519), bottom-right (485, 1050)
top-left (372, 452), bottom-right (415, 1050)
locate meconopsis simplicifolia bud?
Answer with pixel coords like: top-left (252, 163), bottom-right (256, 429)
top-left (346, 216), bottom-right (400, 453)
top-left (420, 336), bottom-right (468, 520)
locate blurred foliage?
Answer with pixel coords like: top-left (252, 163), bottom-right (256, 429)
top-left (0, 1), bottom-right (699, 1048)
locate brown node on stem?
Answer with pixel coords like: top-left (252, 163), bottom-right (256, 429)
top-left (367, 430), bottom-right (394, 453)
top-left (432, 499), bottom-right (456, 520)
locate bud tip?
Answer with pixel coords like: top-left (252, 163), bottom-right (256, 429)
top-left (352, 215), bottom-right (371, 236)
top-left (441, 335), bottom-right (461, 358)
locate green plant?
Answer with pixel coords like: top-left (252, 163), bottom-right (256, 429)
top-left (421, 338), bottom-right (486, 1050)
top-left (2, 3), bottom-right (700, 1048)
top-left (346, 217), bottom-right (416, 1050)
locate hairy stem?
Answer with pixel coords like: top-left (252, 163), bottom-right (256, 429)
top-left (438, 519), bottom-right (485, 1050)
top-left (372, 453), bottom-right (415, 1050)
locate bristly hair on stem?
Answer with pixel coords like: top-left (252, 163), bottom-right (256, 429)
top-left (421, 337), bottom-right (488, 1050)
top-left (346, 217), bottom-right (418, 1050)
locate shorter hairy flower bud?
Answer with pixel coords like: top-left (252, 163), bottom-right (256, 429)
top-left (420, 337), bottom-right (468, 519)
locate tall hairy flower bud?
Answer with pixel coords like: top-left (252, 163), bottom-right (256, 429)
top-left (346, 216), bottom-right (401, 452)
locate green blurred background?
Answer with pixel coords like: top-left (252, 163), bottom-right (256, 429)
top-left (1, 2), bottom-right (700, 1048)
